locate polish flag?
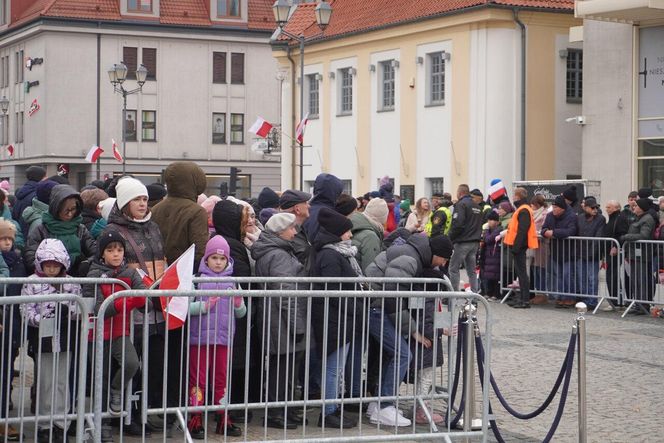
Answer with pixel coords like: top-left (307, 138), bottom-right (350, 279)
top-left (249, 117), bottom-right (273, 138)
top-left (487, 179), bottom-right (507, 202)
top-left (295, 113), bottom-right (309, 145)
top-left (112, 139), bottom-right (123, 163)
top-left (159, 244), bottom-right (195, 330)
top-left (136, 268), bottom-right (155, 288)
top-left (85, 145), bottom-right (104, 163)
top-left (6, 145), bottom-right (14, 157)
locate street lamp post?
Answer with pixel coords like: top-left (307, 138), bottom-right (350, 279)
top-left (108, 62), bottom-right (148, 174)
top-left (273, 0), bottom-right (332, 191)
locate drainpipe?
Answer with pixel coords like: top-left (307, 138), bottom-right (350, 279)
top-left (96, 28), bottom-right (101, 180)
top-left (286, 46), bottom-right (297, 188)
top-left (513, 8), bottom-right (526, 181)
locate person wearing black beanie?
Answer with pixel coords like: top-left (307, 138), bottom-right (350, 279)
top-left (257, 187), bottom-right (280, 210)
top-left (317, 207), bottom-right (353, 238)
top-left (335, 193), bottom-right (358, 217)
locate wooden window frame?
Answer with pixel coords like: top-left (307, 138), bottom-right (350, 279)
top-left (230, 113), bottom-right (244, 144)
top-left (141, 110), bottom-right (157, 142)
top-left (213, 52), bottom-right (227, 84)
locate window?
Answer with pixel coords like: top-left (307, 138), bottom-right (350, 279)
top-left (231, 53), bottom-right (244, 84)
top-left (142, 111), bottom-right (156, 141)
top-left (123, 47), bottom-right (137, 80)
top-left (217, 0), bottom-right (240, 18)
top-left (566, 49), bottom-right (583, 103)
top-left (341, 180), bottom-right (352, 195)
top-left (427, 52), bottom-right (445, 106)
top-left (0, 1), bottom-right (7, 26)
top-left (15, 50), bottom-right (23, 84)
top-left (428, 177), bottom-right (444, 196)
top-left (339, 68), bottom-right (353, 115)
top-left (213, 52), bottom-right (227, 84)
top-left (307, 74), bottom-right (319, 118)
top-left (15, 111), bottom-right (23, 143)
top-left (380, 61), bottom-right (395, 111)
top-left (125, 110), bottom-right (137, 141)
top-left (1, 56), bottom-right (7, 88)
top-left (0, 115), bottom-right (8, 145)
top-left (142, 48), bottom-right (157, 81)
top-left (230, 113), bottom-right (244, 144)
top-left (127, 0), bottom-right (152, 12)
top-left (637, 140), bottom-right (664, 197)
top-left (212, 113), bottom-right (226, 144)
top-left (400, 185), bottom-right (415, 206)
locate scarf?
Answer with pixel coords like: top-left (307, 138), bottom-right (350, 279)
top-left (128, 211), bottom-right (152, 224)
top-left (42, 212), bottom-right (83, 265)
top-left (323, 240), bottom-right (363, 277)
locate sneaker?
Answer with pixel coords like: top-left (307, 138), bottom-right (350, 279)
top-left (0, 424), bottom-right (20, 442)
top-left (507, 279), bottom-right (520, 289)
top-left (370, 405), bottom-right (411, 427)
top-left (366, 402), bottom-right (403, 418)
top-left (415, 406), bottom-right (444, 425)
top-left (318, 410), bottom-right (357, 429)
top-left (109, 389), bottom-right (122, 416)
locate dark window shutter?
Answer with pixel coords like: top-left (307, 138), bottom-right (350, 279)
top-left (123, 47), bottom-right (138, 79)
top-left (213, 52), bottom-right (226, 84)
top-left (231, 53), bottom-right (244, 84)
top-left (142, 48), bottom-right (157, 80)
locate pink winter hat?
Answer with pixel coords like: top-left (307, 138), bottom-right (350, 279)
top-left (201, 195), bottom-right (222, 215)
top-left (203, 235), bottom-right (231, 262)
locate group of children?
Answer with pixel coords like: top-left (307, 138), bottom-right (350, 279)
top-left (0, 217), bottom-right (246, 441)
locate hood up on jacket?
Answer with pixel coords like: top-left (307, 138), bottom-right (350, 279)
top-left (250, 230), bottom-right (294, 261)
top-left (48, 185), bottom-right (83, 220)
top-left (162, 161), bottom-right (207, 202)
top-left (212, 199), bottom-right (243, 242)
top-left (34, 238), bottom-right (70, 275)
top-left (310, 173), bottom-right (343, 207)
top-left (385, 233), bottom-right (431, 272)
top-left (15, 181), bottom-right (38, 200)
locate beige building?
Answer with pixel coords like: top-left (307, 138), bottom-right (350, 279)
top-left (272, 0), bottom-right (582, 198)
top-left (0, 0), bottom-right (281, 197)
top-left (576, 0), bottom-right (664, 201)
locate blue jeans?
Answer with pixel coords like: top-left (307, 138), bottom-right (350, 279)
top-left (323, 343), bottom-right (349, 416)
top-left (349, 308), bottom-right (411, 407)
top-left (552, 260), bottom-right (574, 301)
top-left (576, 260), bottom-right (599, 306)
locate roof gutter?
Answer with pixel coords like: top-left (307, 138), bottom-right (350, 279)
top-left (513, 8), bottom-right (527, 181)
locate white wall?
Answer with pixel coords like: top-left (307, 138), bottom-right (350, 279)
top-left (416, 40), bottom-right (452, 196)
top-left (302, 63), bottom-right (324, 187)
top-left (468, 27), bottom-right (519, 190)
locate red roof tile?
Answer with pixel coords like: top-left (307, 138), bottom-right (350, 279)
top-left (282, 0), bottom-right (574, 42)
top-left (8, 0), bottom-right (276, 31)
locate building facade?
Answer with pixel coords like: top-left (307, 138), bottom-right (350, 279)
top-left (576, 0), bottom-right (664, 201)
top-left (273, 0), bottom-right (581, 198)
top-left (0, 0), bottom-right (281, 197)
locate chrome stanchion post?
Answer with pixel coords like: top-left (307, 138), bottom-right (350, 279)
top-left (576, 302), bottom-right (587, 443)
top-left (460, 302), bottom-right (481, 438)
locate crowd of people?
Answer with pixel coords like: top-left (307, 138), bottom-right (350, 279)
top-left (0, 164), bottom-right (661, 442)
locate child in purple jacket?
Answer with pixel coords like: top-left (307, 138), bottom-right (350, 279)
top-left (187, 235), bottom-right (246, 439)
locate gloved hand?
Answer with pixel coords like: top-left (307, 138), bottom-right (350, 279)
top-left (205, 297), bottom-right (220, 312)
top-left (234, 296), bottom-right (243, 308)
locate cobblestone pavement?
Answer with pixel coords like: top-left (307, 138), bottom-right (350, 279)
top-left (8, 298), bottom-right (662, 442)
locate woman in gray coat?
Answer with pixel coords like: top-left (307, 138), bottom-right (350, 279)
top-left (250, 213), bottom-right (307, 429)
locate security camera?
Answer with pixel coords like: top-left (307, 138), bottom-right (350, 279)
top-left (565, 116), bottom-right (586, 125)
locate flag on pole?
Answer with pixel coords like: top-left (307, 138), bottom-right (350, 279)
top-left (159, 244), bottom-right (195, 330)
top-left (112, 139), bottom-right (123, 163)
top-left (136, 268), bottom-right (155, 288)
top-left (6, 145), bottom-right (14, 157)
top-left (85, 145), bottom-right (104, 163)
top-left (249, 116), bottom-right (273, 138)
top-left (295, 113), bottom-right (309, 145)
top-left (487, 179), bottom-right (507, 202)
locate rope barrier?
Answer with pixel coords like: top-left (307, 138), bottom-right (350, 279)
top-left (475, 329), bottom-right (577, 443)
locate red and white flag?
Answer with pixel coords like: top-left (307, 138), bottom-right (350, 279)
top-left (136, 268), bottom-right (155, 288)
top-left (295, 113), bottom-right (309, 145)
top-left (85, 145), bottom-right (104, 163)
top-left (249, 116), bottom-right (273, 138)
top-left (6, 145), bottom-right (14, 157)
top-left (159, 244), bottom-right (195, 330)
top-left (111, 139), bottom-right (123, 163)
top-left (487, 180), bottom-right (507, 202)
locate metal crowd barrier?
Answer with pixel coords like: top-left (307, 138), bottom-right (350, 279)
top-left (498, 236), bottom-right (623, 313)
top-left (0, 277), bottom-right (130, 442)
top-left (87, 277), bottom-right (493, 443)
top-left (621, 240), bottom-right (664, 316)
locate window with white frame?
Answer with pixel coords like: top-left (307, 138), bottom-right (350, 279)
top-left (0, 115), bottom-right (7, 145)
top-left (127, 0), bottom-right (152, 12)
top-left (0, 1), bottom-right (7, 26)
top-left (307, 74), bottom-right (319, 118)
top-left (427, 52), bottom-right (445, 106)
top-left (566, 49), bottom-right (582, 103)
top-left (379, 61), bottom-right (395, 111)
top-left (338, 68), bottom-right (353, 115)
top-left (15, 50), bottom-right (23, 84)
top-left (15, 111), bottom-right (23, 143)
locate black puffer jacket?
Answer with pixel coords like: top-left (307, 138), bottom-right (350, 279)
top-left (449, 195), bottom-right (482, 244)
top-left (311, 227), bottom-right (361, 356)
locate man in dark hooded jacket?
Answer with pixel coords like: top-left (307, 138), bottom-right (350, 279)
top-left (13, 166), bottom-right (46, 237)
top-left (151, 161), bottom-right (209, 270)
top-left (302, 173), bottom-right (343, 242)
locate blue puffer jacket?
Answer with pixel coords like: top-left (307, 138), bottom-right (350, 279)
top-left (541, 208), bottom-right (578, 263)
